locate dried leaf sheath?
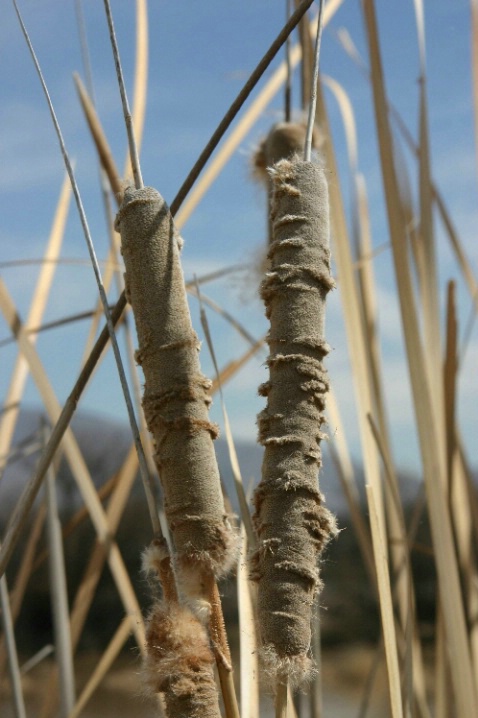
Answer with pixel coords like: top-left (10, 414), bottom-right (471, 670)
top-left (115, 186), bottom-right (235, 594)
top-left (251, 158), bottom-right (337, 683)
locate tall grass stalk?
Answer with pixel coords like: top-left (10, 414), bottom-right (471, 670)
top-left (44, 423), bottom-right (75, 718)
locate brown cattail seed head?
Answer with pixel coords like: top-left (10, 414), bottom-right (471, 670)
top-left (251, 158), bottom-right (337, 686)
top-left (115, 186), bottom-right (237, 599)
top-left (252, 121), bottom-right (323, 182)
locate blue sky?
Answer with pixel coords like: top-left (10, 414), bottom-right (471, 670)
top-left (0, 0), bottom-right (477, 475)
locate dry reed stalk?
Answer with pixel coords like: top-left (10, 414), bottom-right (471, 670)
top-left (0, 173), bottom-right (70, 482)
top-left (103, 0), bottom-right (142, 189)
top-left (314, 78), bottom-right (386, 537)
top-left (238, 526), bottom-right (260, 718)
top-left (413, 2), bottom-right (442, 422)
top-left (121, 0), bottom-right (148, 180)
top-left (366, 484), bottom-right (403, 718)
top-left (74, 73), bottom-right (123, 200)
top-left (251, 157), bottom-right (337, 685)
top-left (115, 185), bottom-right (236, 595)
top-left (444, 286), bottom-right (478, 688)
top-left (0, 500), bottom-right (46, 680)
top-left (294, 0), bottom-right (313, 110)
top-left (45, 440), bottom-right (75, 718)
top-left (0, 573), bottom-right (27, 718)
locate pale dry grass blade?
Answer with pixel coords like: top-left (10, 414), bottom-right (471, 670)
top-left (444, 285), bottom-right (478, 688)
top-left (322, 74), bottom-right (358, 175)
top-left (103, 0), bottom-right (143, 189)
top-left (122, 0), bottom-right (148, 179)
top-left (327, 391), bottom-right (376, 585)
top-left (0, 173), bottom-right (71, 481)
top-left (238, 526), bottom-right (259, 718)
top-left (315, 78), bottom-right (385, 536)
top-left (0, 499), bottom-right (47, 681)
top-left (366, 484), bottom-right (403, 718)
top-left (304, 0), bottom-right (324, 160)
top-left (434, 608), bottom-right (451, 718)
top-left (44, 425), bottom-right (75, 717)
top-left (67, 616), bottom-right (132, 718)
top-left (8, 502), bottom-right (46, 622)
top-left (192, 287), bottom-right (248, 718)
top-left (0, 278), bottom-right (145, 651)
top-left (362, 1), bottom-right (477, 713)
top-left (20, 645), bottom-right (54, 675)
top-left (74, 73), bottom-right (123, 199)
top-left (413, 0), bottom-right (443, 427)
top-left (294, 0), bottom-right (313, 110)
top-left (275, 680), bottom-right (289, 718)
top-left (309, 608), bottom-right (322, 718)
top-left (0, 573), bottom-right (27, 718)
top-left (285, 0), bottom-right (292, 121)
top-left (175, 0), bottom-right (344, 228)
top-left (444, 281), bottom-right (458, 480)
top-left (368, 415), bottom-right (431, 718)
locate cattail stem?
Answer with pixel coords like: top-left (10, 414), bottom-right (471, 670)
top-left (102, 0), bottom-right (143, 189)
top-left (304, 0), bottom-right (325, 160)
top-left (275, 678), bottom-right (289, 718)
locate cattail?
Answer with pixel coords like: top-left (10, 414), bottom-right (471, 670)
top-left (252, 121), bottom-right (321, 184)
top-left (250, 156), bottom-right (337, 685)
top-left (115, 186), bottom-right (236, 598)
top-left (142, 541), bottom-right (222, 718)
top-left (252, 121), bottom-right (322, 276)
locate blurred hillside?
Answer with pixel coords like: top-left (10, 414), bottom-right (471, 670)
top-left (1, 408), bottom-right (441, 652)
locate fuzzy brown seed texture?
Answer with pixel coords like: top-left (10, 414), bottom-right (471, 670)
top-left (144, 602), bottom-right (221, 718)
top-left (115, 186), bottom-right (235, 593)
top-left (251, 158), bottom-right (337, 682)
